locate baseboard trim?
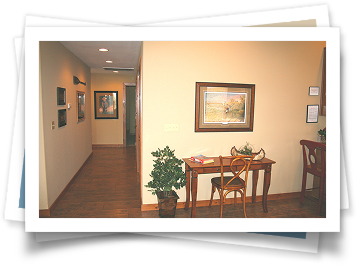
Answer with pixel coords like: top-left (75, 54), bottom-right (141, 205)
top-left (92, 144), bottom-right (124, 148)
top-left (39, 152), bottom-right (93, 218)
top-left (141, 191), bottom-right (301, 212)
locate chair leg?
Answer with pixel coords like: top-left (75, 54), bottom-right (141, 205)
top-left (209, 184), bottom-right (215, 208)
top-left (243, 189), bottom-right (247, 218)
top-left (220, 190), bottom-right (224, 218)
top-left (234, 191), bottom-right (237, 207)
top-left (300, 171), bottom-right (307, 204)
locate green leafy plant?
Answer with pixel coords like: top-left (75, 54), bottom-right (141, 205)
top-left (145, 146), bottom-right (186, 197)
top-left (318, 127), bottom-right (326, 136)
top-left (238, 142), bottom-right (253, 155)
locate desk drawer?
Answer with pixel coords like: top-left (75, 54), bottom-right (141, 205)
top-left (202, 166), bottom-right (233, 173)
top-left (203, 167), bottom-right (221, 173)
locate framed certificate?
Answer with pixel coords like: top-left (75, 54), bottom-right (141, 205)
top-left (306, 105), bottom-right (319, 123)
top-left (309, 86), bottom-right (319, 96)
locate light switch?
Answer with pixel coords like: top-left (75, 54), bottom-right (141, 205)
top-left (51, 121), bottom-right (55, 130)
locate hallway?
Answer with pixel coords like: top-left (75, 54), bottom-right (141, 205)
top-left (49, 146), bottom-right (142, 218)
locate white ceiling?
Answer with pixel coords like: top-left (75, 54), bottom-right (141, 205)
top-left (60, 41), bottom-right (142, 74)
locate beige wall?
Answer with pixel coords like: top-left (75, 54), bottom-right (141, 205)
top-left (39, 41), bottom-right (92, 209)
top-left (141, 41), bottom-right (326, 205)
top-left (91, 73), bottom-right (136, 145)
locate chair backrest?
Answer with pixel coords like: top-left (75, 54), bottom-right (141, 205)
top-left (300, 140), bottom-right (326, 177)
top-left (219, 155), bottom-right (255, 189)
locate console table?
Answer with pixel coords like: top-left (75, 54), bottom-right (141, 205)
top-left (183, 157), bottom-right (276, 218)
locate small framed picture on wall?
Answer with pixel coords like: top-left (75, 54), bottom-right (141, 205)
top-left (58, 109), bottom-right (67, 127)
top-left (306, 105), bottom-right (319, 123)
top-left (57, 87), bottom-right (66, 105)
top-left (309, 86), bottom-right (319, 96)
top-left (77, 91), bottom-right (85, 123)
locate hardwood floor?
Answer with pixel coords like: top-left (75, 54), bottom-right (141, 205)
top-left (49, 146), bottom-right (140, 218)
top-left (46, 147), bottom-right (325, 218)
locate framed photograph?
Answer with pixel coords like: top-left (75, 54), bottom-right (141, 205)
top-left (77, 91), bottom-right (85, 123)
top-left (94, 91), bottom-right (118, 119)
top-left (309, 86), bottom-right (319, 96)
top-left (58, 109), bottom-right (67, 128)
top-left (306, 105), bottom-right (319, 123)
top-left (57, 87), bottom-right (66, 105)
top-left (195, 82), bottom-right (255, 132)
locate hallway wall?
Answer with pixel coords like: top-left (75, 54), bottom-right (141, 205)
top-left (91, 73), bottom-right (136, 145)
top-left (39, 41), bottom-right (92, 209)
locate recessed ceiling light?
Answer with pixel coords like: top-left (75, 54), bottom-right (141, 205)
top-left (106, 60), bottom-right (113, 63)
top-left (113, 71), bottom-right (119, 73)
top-left (98, 48), bottom-right (109, 52)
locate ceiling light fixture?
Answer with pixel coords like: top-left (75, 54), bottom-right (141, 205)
top-left (98, 48), bottom-right (109, 52)
top-left (106, 60), bottom-right (113, 63)
top-left (103, 67), bottom-right (134, 71)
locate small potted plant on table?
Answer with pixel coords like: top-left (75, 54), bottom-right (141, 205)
top-left (145, 146), bottom-right (186, 218)
top-left (318, 128), bottom-right (326, 143)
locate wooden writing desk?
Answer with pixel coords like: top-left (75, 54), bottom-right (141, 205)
top-left (183, 157), bottom-right (276, 218)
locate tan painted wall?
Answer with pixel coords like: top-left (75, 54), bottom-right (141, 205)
top-left (141, 41), bottom-right (326, 205)
top-left (39, 41), bottom-right (92, 209)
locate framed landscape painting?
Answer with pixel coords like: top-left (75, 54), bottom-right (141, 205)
top-left (94, 91), bottom-right (118, 119)
top-left (195, 82), bottom-right (255, 132)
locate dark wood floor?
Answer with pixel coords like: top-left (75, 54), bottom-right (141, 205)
top-left (47, 147), bottom-right (325, 218)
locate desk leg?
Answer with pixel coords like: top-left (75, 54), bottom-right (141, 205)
top-left (191, 170), bottom-right (198, 218)
top-left (185, 167), bottom-right (191, 211)
top-left (263, 164), bottom-right (272, 212)
top-left (252, 170), bottom-right (259, 203)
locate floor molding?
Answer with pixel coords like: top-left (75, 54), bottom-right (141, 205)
top-left (141, 191), bottom-right (301, 212)
top-left (92, 144), bottom-right (124, 148)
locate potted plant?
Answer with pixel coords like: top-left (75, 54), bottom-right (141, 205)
top-left (145, 146), bottom-right (186, 218)
top-left (318, 127), bottom-right (326, 143)
top-left (237, 142), bottom-right (253, 155)
top-left (230, 142), bottom-right (265, 161)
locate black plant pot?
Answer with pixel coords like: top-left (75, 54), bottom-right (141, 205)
top-left (156, 190), bottom-right (179, 218)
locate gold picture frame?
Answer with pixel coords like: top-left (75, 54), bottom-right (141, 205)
top-left (195, 82), bottom-right (255, 132)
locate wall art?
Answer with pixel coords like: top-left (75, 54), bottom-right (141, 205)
top-left (58, 109), bottom-right (67, 128)
top-left (94, 91), bottom-right (118, 119)
top-left (195, 82), bottom-right (255, 132)
top-left (77, 91), bottom-right (85, 122)
top-left (57, 87), bottom-right (66, 105)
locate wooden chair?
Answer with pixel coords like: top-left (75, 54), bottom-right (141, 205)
top-left (299, 140), bottom-right (326, 215)
top-left (209, 155), bottom-right (255, 218)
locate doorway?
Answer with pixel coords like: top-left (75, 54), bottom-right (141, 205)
top-left (123, 83), bottom-right (136, 147)
top-left (126, 85), bottom-right (136, 146)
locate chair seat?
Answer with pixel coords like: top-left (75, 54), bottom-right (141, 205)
top-left (211, 176), bottom-right (245, 189)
